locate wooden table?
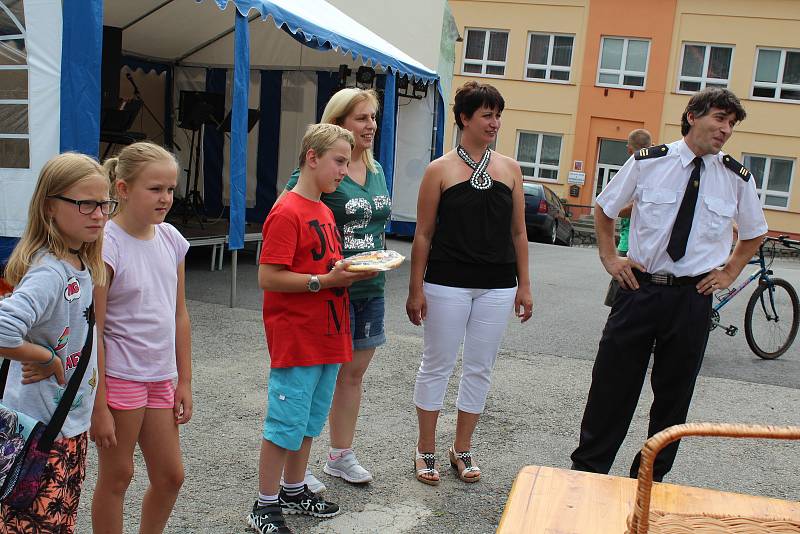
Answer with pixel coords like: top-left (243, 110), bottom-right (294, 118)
top-left (498, 466), bottom-right (800, 533)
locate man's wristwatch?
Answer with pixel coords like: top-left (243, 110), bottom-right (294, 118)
top-left (307, 275), bottom-right (321, 293)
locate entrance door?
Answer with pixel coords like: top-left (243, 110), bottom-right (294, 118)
top-left (592, 139), bottom-right (629, 205)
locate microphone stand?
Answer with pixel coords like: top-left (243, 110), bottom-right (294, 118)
top-left (125, 72), bottom-right (181, 152)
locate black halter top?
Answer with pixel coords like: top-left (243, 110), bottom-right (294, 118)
top-left (425, 147), bottom-right (517, 289)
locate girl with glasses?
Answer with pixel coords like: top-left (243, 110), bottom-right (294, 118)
top-left (1, 153), bottom-right (110, 533)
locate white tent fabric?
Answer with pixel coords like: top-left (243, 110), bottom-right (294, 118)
top-left (2, 0), bottom-right (440, 248)
top-left (0, 0), bottom-right (61, 238)
top-left (105, 0), bottom-right (437, 81)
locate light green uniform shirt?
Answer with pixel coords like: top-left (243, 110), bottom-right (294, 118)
top-left (618, 217), bottom-right (630, 253)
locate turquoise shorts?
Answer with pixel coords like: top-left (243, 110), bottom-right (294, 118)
top-left (263, 363), bottom-right (341, 451)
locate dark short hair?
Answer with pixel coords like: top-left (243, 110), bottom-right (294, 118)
top-left (681, 88), bottom-right (746, 136)
top-left (453, 81), bottom-right (505, 130)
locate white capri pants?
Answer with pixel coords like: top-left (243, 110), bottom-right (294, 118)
top-left (413, 282), bottom-right (517, 414)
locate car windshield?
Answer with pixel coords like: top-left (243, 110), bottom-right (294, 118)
top-left (523, 183), bottom-right (541, 196)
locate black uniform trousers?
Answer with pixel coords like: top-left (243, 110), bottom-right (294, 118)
top-left (570, 278), bottom-right (712, 481)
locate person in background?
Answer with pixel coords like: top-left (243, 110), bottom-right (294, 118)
top-left (406, 81), bottom-right (533, 486)
top-left (604, 128), bottom-right (652, 307)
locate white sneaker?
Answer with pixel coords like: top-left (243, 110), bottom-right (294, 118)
top-left (323, 449), bottom-right (373, 484)
top-left (280, 467), bottom-right (326, 494)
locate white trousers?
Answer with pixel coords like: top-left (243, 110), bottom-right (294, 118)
top-left (413, 282), bottom-right (517, 414)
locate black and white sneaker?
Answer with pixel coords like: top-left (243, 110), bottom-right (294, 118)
top-left (247, 501), bottom-right (293, 533)
top-left (279, 485), bottom-right (340, 518)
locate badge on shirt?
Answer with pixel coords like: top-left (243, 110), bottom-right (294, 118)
top-left (64, 276), bottom-right (81, 302)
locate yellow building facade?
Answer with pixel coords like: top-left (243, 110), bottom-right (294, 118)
top-left (447, 0), bottom-right (800, 236)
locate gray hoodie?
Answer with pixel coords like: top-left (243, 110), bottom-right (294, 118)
top-left (0, 251), bottom-right (97, 438)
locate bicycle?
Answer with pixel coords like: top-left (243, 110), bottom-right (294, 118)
top-left (710, 235), bottom-right (800, 359)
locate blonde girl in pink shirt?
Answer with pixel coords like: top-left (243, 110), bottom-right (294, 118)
top-left (90, 142), bottom-right (192, 534)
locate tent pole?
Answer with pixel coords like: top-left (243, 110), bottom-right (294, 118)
top-left (230, 250), bottom-right (238, 308)
top-left (227, 8), bottom-right (250, 308)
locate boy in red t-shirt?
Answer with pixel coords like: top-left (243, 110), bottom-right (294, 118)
top-left (248, 124), bottom-right (375, 534)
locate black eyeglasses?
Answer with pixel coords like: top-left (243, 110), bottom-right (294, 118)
top-left (48, 195), bottom-right (118, 215)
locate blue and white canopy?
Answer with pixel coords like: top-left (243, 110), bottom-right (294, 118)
top-left (0, 0), bottom-right (442, 261)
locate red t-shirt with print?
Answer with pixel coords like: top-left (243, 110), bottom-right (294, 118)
top-left (260, 191), bottom-right (352, 368)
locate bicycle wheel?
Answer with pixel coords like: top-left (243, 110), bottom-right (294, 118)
top-left (744, 278), bottom-right (800, 359)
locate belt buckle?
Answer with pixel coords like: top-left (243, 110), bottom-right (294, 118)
top-left (650, 273), bottom-right (672, 285)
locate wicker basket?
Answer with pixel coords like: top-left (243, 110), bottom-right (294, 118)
top-left (626, 423), bottom-right (800, 534)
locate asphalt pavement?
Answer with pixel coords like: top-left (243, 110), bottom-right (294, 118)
top-left (76, 238), bottom-right (800, 533)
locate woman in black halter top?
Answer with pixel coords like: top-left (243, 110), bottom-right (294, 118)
top-left (406, 82), bottom-right (533, 486)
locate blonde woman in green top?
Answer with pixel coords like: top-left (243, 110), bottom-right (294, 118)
top-left (280, 88), bottom-right (390, 490)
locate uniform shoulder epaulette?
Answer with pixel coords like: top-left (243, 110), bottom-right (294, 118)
top-left (722, 154), bottom-right (751, 182)
top-left (633, 144), bottom-right (669, 160)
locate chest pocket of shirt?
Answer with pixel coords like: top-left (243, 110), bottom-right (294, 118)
top-left (638, 188), bottom-right (677, 229)
top-left (700, 195), bottom-right (736, 238)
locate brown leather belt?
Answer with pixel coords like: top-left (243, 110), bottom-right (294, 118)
top-left (633, 270), bottom-right (708, 286)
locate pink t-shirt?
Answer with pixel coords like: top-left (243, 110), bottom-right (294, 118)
top-left (102, 220), bottom-right (189, 382)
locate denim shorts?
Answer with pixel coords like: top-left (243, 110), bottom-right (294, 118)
top-left (350, 296), bottom-right (386, 351)
top-left (263, 363), bottom-right (341, 451)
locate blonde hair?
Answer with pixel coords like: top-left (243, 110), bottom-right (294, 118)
top-left (5, 153), bottom-right (109, 287)
top-left (298, 123), bottom-right (355, 168)
top-left (320, 88), bottom-right (380, 173)
top-left (103, 142), bottom-right (177, 210)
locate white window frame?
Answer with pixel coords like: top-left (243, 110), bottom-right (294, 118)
top-left (743, 153), bottom-right (795, 210)
top-left (0, 1), bottom-right (29, 169)
top-left (524, 32), bottom-right (574, 84)
top-left (452, 125), bottom-right (497, 150)
top-left (461, 27), bottom-right (509, 78)
top-left (515, 130), bottom-right (562, 183)
top-left (596, 36), bottom-right (650, 91)
top-left (751, 47), bottom-right (800, 104)
top-left (676, 42), bottom-right (734, 94)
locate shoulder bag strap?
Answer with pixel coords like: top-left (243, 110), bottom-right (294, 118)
top-left (0, 358), bottom-right (8, 398)
top-left (38, 304), bottom-right (95, 450)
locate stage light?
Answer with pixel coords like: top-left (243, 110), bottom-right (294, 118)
top-left (397, 76), bottom-right (409, 92)
top-left (338, 64), bottom-right (352, 88)
top-left (412, 79), bottom-right (428, 99)
top-left (356, 66), bottom-right (376, 87)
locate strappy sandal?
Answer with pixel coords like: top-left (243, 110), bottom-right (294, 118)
top-left (414, 449), bottom-right (440, 486)
top-left (449, 445), bottom-right (481, 483)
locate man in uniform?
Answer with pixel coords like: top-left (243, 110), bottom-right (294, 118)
top-left (571, 88), bottom-right (768, 481)
top-left (604, 128), bottom-right (652, 306)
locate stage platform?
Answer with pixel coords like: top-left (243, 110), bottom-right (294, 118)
top-left (169, 216), bottom-right (264, 307)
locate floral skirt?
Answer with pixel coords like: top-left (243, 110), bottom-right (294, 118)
top-left (1, 433), bottom-right (88, 534)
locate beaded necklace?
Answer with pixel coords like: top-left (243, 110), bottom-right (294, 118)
top-left (457, 145), bottom-right (493, 190)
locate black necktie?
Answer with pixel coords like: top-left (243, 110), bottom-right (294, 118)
top-left (667, 157), bottom-right (703, 262)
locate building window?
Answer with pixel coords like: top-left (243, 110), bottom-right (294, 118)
top-left (743, 154), bottom-right (794, 209)
top-left (462, 28), bottom-right (509, 77)
top-left (525, 33), bottom-right (574, 83)
top-left (752, 47), bottom-right (800, 102)
top-left (516, 131), bottom-right (562, 181)
top-left (597, 37), bottom-right (650, 90)
top-left (0, 0), bottom-right (29, 169)
top-left (678, 43), bottom-right (733, 93)
top-left (453, 125), bottom-right (496, 150)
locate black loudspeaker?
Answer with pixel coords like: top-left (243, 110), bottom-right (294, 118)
top-left (101, 26), bottom-right (122, 108)
top-left (178, 91), bottom-right (225, 131)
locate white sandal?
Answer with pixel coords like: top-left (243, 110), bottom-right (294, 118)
top-left (414, 449), bottom-right (440, 486)
top-left (449, 445), bottom-right (481, 483)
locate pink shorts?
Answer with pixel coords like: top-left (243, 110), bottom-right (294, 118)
top-left (105, 376), bottom-right (176, 410)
